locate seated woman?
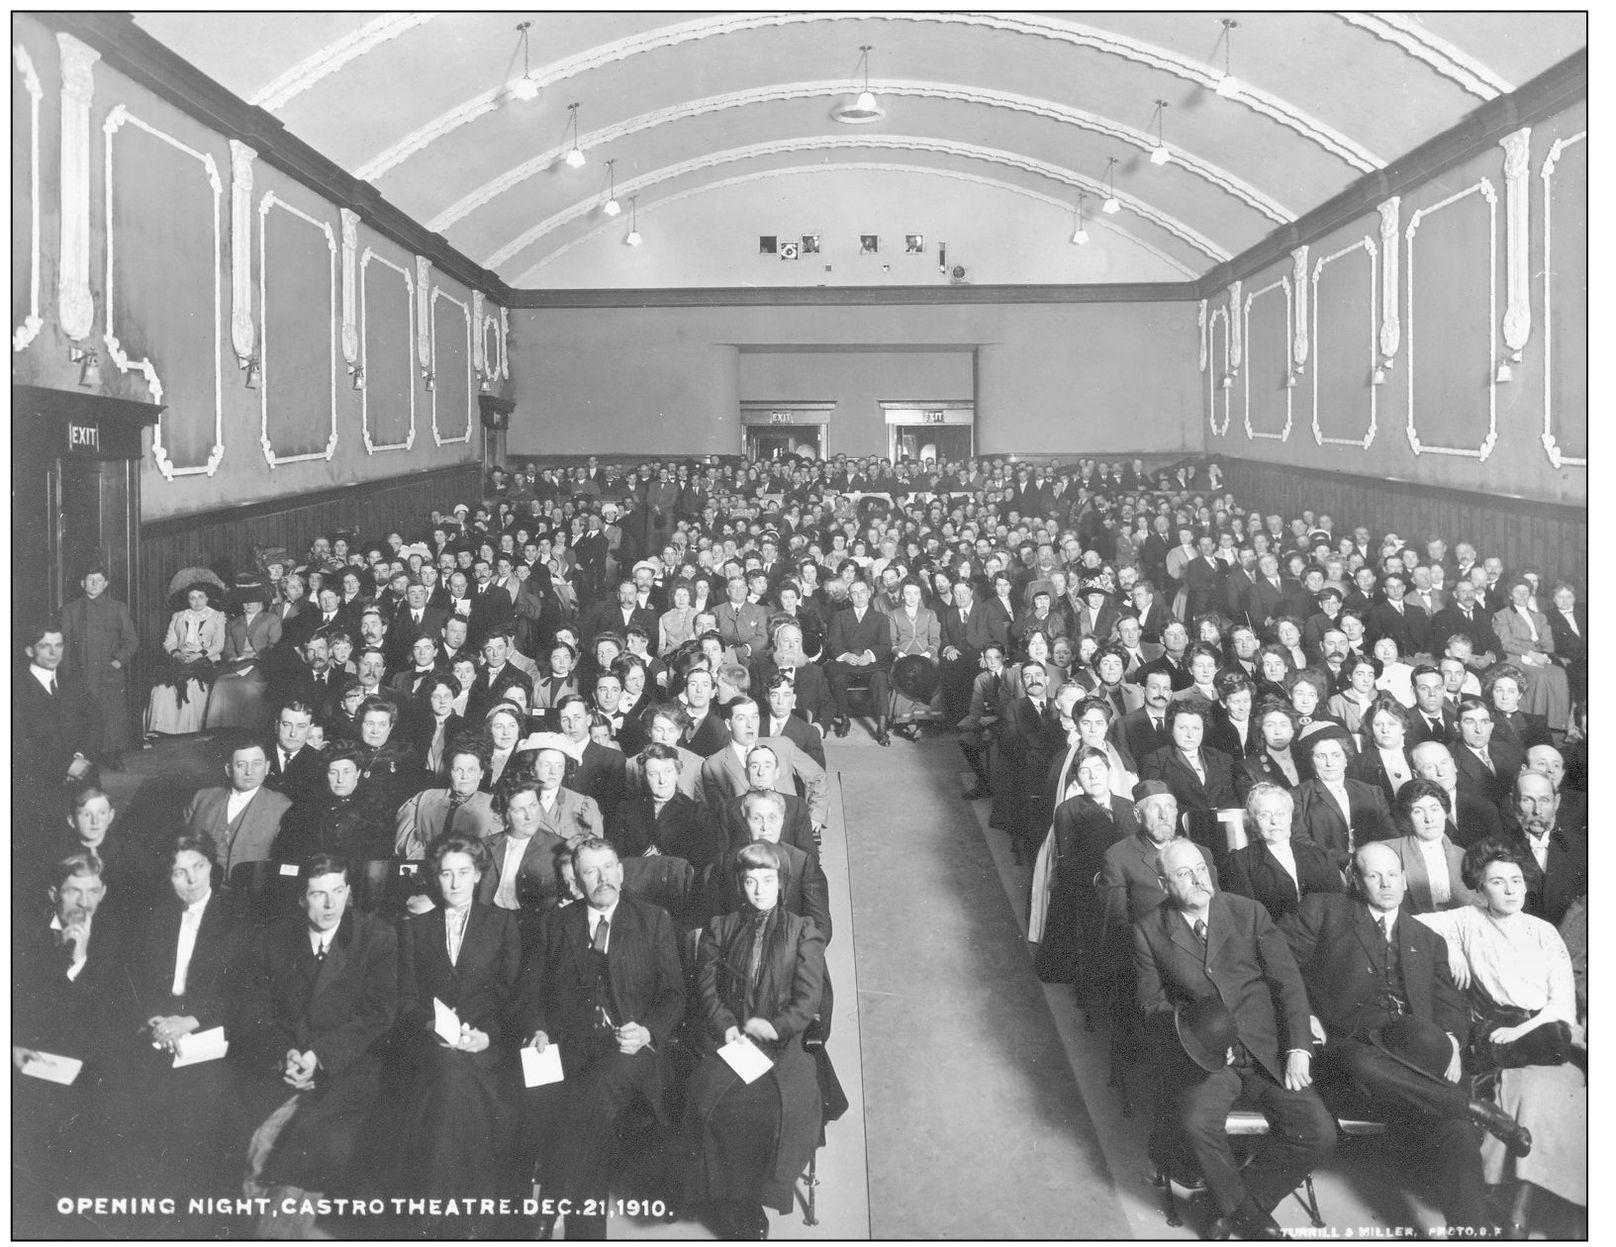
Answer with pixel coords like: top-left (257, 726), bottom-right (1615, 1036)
top-left (683, 842), bottom-right (827, 1240)
top-left (1484, 664), bottom-right (1553, 756)
top-left (1390, 779), bottom-right (1479, 914)
top-left (389, 832), bottom-right (523, 1215)
top-left (1221, 783), bottom-right (1343, 921)
top-left (1371, 636), bottom-right (1417, 707)
top-left (1207, 674), bottom-right (1257, 760)
top-left (1348, 696), bottom-right (1416, 806)
top-left (1172, 642), bottom-right (1224, 704)
top-left (205, 582), bottom-right (282, 732)
top-left (1492, 578), bottom-right (1571, 734)
top-left (1285, 667), bottom-right (1343, 735)
top-left (1328, 653), bottom-right (1382, 741)
top-left (414, 676), bottom-right (465, 779)
top-left (1415, 841), bottom-right (1586, 1236)
top-left (146, 581), bottom-right (226, 737)
top-left (1253, 644), bottom-right (1293, 704)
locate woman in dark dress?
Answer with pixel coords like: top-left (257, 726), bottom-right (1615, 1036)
top-left (389, 832), bottom-right (523, 1211)
top-left (684, 842), bottom-right (827, 1240)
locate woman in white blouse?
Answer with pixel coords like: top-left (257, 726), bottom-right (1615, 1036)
top-left (146, 583), bottom-right (226, 736)
top-left (1416, 841), bottom-right (1585, 1235)
top-left (481, 705), bottom-right (523, 793)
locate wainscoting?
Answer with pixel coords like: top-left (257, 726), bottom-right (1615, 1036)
top-left (137, 463), bottom-right (483, 644)
top-left (1220, 458), bottom-right (1587, 587)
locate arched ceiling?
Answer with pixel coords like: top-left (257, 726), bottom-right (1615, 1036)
top-left (131, 10), bottom-right (1586, 289)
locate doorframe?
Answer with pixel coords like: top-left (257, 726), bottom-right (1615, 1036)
top-left (739, 401), bottom-right (834, 459)
top-left (880, 399), bottom-right (975, 463)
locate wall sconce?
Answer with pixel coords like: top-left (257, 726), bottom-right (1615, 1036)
top-left (1284, 370), bottom-right (1297, 389)
top-left (423, 369), bottom-right (436, 391)
top-left (349, 362), bottom-right (365, 390)
top-left (1494, 350), bottom-right (1521, 384)
top-left (73, 348), bottom-right (101, 388)
top-left (1370, 366), bottom-right (1386, 386)
top-left (479, 375), bottom-right (492, 393)
top-left (243, 357), bottom-right (261, 389)
top-left (1220, 373), bottom-right (1234, 390)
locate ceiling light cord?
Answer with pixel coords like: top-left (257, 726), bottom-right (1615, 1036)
top-left (1101, 156), bottom-right (1121, 214)
top-left (1217, 19), bottom-right (1241, 97)
top-left (512, 21), bottom-right (538, 101)
top-left (565, 102), bottom-right (586, 168)
top-left (603, 158), bottom-right (621, 217)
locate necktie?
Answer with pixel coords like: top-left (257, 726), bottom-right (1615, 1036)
top-left (314, 940), bottom-right (327, 962)
top-left (48, 678), bottom-right (57, 697)
top-left (1193, 919), bottom-right (1208, 951)
top-left (591, 917), bottom-right (610, 954)
top-left (1480, 751), bottom-right (1495, 776)
top-left (1378, 914), bottom-right (1393, 944)
top-left (1152, 717), bottom-right (1163, 735)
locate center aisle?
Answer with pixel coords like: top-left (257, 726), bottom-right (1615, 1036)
top-left (834, 734), bottom-right (1130, 1239)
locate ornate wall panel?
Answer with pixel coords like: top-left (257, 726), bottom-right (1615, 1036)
top-left (259, 190), bottom-right (339, 465)
top-left (13, 44), bottom-right (43, 351)
top-left (1541, 130), bottom-right (1586, 468)
top-left (359, 247), bottom-right (416, 452)
top-left (1242, 276), bottom-right (1292, 441)
top-left (430, 286), bottom-right (474, 445)
top-left (1404, 180), bottom-right (1498, 461)
top-left (1207, 304), bottom-right (1231, 436)
top-left (103, 105), bottom-right (224, 478)
top-left (1310, 236), bottom-right (1378, 449)
top-left (56, 33), bottom-right (97, 342)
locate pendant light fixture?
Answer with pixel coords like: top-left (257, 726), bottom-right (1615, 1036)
top-left (1101, 157), bottom-right (1121, 214)
top-left (564, 102), bottom-right (586, 168)
top-left (855, 44), bottom-right (877, 113)
top-left (602, 158), bottom-right (621, 217)
top-left (1070, 194), bottom-right (1089, 246)
top-left (1216, 19), bottom-right (1241, 97)
top-left (1149, 99), bottom-right (1172, 165)
top-left (511, 21), bottom-right (538, 101)
top-left (624, 195), bottom-right (642, 247)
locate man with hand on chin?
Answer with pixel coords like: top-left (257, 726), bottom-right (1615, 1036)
top-left (517, 838), bottom-right (685, 1239)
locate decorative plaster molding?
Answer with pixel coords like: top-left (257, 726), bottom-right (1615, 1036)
top-left (339, 208), bottom-right (360, 365)
top-left (12, 44), bottom-right (43, 352)
top-left (1226, 281), bottom-right (1243, 374)
top-left (486, 136), bottom-right (1228, 274)
top-left (1540, 130), bottom-right (1587, 469)
top-left (498, 306), bottom-right (509, 379)
top-left (56, 33), bottom-right (99, 342)
top-left (1377, 197), bottom-right (1401, 366)
top-left (1404, 179), bottom-right (1499, 462)
top-left (359, 247), bottom-right (416, 453)
top-left (1291, 246), bottom-right (1309, 370)
top-left (228, 140), bottom-right (257, 364)
top-left (479, 309), bottom-right (500, 383)
top-left (1207, 305), bottom-right (1231, 437)
top-left (1498, 127), bottom-right (1532, 359)
top-left (1310, 236), bottom-right (1379, 449)
top-left (258, 191), bottom-right (338, 467)
top-left (429, 287), bottom-right (473, 446)
top-left (428, 78), bottom-right (1292, 234)
top-left (361, 11), bottom-right (1378, 183)
top-left (516, 161), bottom-right (1201, 284)
top-left (414, 256), bottom-right (432, 370)
top-left (1334, 12), bottom-right (1511, 99)
top-left (1242, 277), bottom-right (1293, 442)
top-left (250, 13), bottom-right (434, 111)
top-left (1197, 299), bottom-right (1208, 372)
top-left (471, 291), bottom-right (486, 374)
top-left (104, 105), bottom-right (224, 479)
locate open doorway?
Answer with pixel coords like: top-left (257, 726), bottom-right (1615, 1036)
top-left (882, 400), bottom-right (974, 466)
top-left (739, 402), bottom-right (832, 462)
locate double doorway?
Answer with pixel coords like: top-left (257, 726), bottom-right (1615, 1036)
top-left (740, 403), bottom-right (830, 461)
top-left (883, 400), bottom-right (975, 464)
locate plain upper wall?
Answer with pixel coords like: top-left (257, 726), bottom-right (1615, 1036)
top-left (1203, 100), bottom-right (1586, 508)
top-left (507, 300), bottom-right (1203, 458)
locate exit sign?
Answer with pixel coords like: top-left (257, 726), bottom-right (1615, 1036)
top-left (921, 411), bottom-right (945, 424)
top-left (67, 421), bottom-right (100, 452)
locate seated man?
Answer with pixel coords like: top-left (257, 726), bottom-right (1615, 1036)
top-left (760, 671), bottom-right (827, 771)
top-left (822, 579), bottom-right (894, 742)
top-left (518, 839), bottom-right (686, 1239)
top-left (699, 697), bottom-right (828, 831)
top-left (1281, 843), bottom-right (1530, 1234)
top-left (1133, 838), bottom-right (1336, 1240)
top-left (264, 699), bottom-right (327, 806)
top-left (393, 741), bottom-right (499, 859)
top-left (183, 740), bottom-right (292, 879)
top-left (232, 854), bottom-right (398, 1236)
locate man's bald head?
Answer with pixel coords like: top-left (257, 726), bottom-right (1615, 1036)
top-left (1410, 741), bottom-right (1457, 792)
top-left (1525, 744), bottom-right (1565, 789)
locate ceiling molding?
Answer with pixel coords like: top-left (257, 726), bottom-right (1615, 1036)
top-left (249, 14), bottom-right (436, 111)
top-left (37, 11), bottom-right (512, 303)
top-left (428, 78), bottom-right (1292, 235)
top-left (486, 135), bottom-right (1231, 274)
top-left (1196, 48), bottom-right (1585, 298)
top-left (507, 282), bottom-right (1200, 310)
top-left (513, 161), bottom-right (1201, 286)
top-left (356, 10), bottom-right (1381, 183)
top-left (1334, 12), bottom-right (1512, 99)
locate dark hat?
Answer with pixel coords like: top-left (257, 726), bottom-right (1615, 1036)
top-left (1132, 778), bottom-right (1173, 803)
top-left (1369, 1016), bottom-right (1454, 1086)
top-left (892, 654), bottom-right (940, 703)
top-left (1174, 996), bottom-right (1238, 1073)
top-left (1078, 574), bottom-right (1114, 599)
top-left (228, 574), bottom-right (271, 609)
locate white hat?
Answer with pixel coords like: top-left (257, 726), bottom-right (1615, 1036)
top-left (517, 731), bottom-right (571, 755)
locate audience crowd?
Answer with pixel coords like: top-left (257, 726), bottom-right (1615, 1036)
top-left (16, 451), bottom-right (1587, 1239)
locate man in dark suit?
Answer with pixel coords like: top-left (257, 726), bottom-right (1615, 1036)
top-left (264, 698), bottom-right (327, 807)
top-left (1182, 536), bottom-right (1228, 621)
top-left (938, 580), bottom-right (981, 725)
top-left (1408, 664), bottom-right (1457, 746)
top-left (233, 855), bottom-right (398, 1230)
top-left (183, 740), bottom-right (294, 878)
top-left (557, 694), bottom-right (628, 810)
top-left (761, 672), bottom-right (827, 771)
top-left (385, 581), bottom-right (448, 673)
top-left (16, 623), bottom-right (100, 840)
top-left (1281, 844), bottom-right (1530, 1232)
top-left (466, 558), bottom-right (516, 648)
top-left (1246, 554), bottom-right (1307, 630)
top-left (678, 667), bottom-right (730, 758)
top-left (518, 839), bottom-right (685, 1238)
top-left (1223, 550), bottom-right (1261, 627)
top-left (1365, 573), bottom-right (1432, 658)
top-left (583, 579), bottom-right (658, 649)
top-left (1110, 669), bottom-right (1175, 773)
top-left (1288, 728), bottom-right (1396, 869)
top-left (1430, 580), bottom-right (1502, 666)
top-left (1506, 771), bottom-right (1586, 924)
top-left (823, 579), bottom-right (894, 741)
top-left (388, 634), bottom-right (446, 706)
top-left (464, 631), bottom-right (532, 723)
top-left (1134, 838), bottom-right (1335, 1240)
top-left (1222, 784), bottom-right (1346, 921)
top-left (1139, 702), bottom-right (1238, 859)
top-left (1097, 783), bottom-right (1219, 965)
top-left (1137, 621), bottom-right (1193, 692)
top-left (1408, 742), bottom-right (1504, 847)
top-left (1112, 614), bottom-right (1163, 681)
top-left (1450, 697), bottom-right (1523, 808)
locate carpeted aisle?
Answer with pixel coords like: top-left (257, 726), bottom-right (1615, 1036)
top-left (837, 734), bottom-right (1130, 1239)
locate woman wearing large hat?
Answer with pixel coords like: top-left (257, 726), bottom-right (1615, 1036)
top-left (144, 574), bottom-right (226, 737)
